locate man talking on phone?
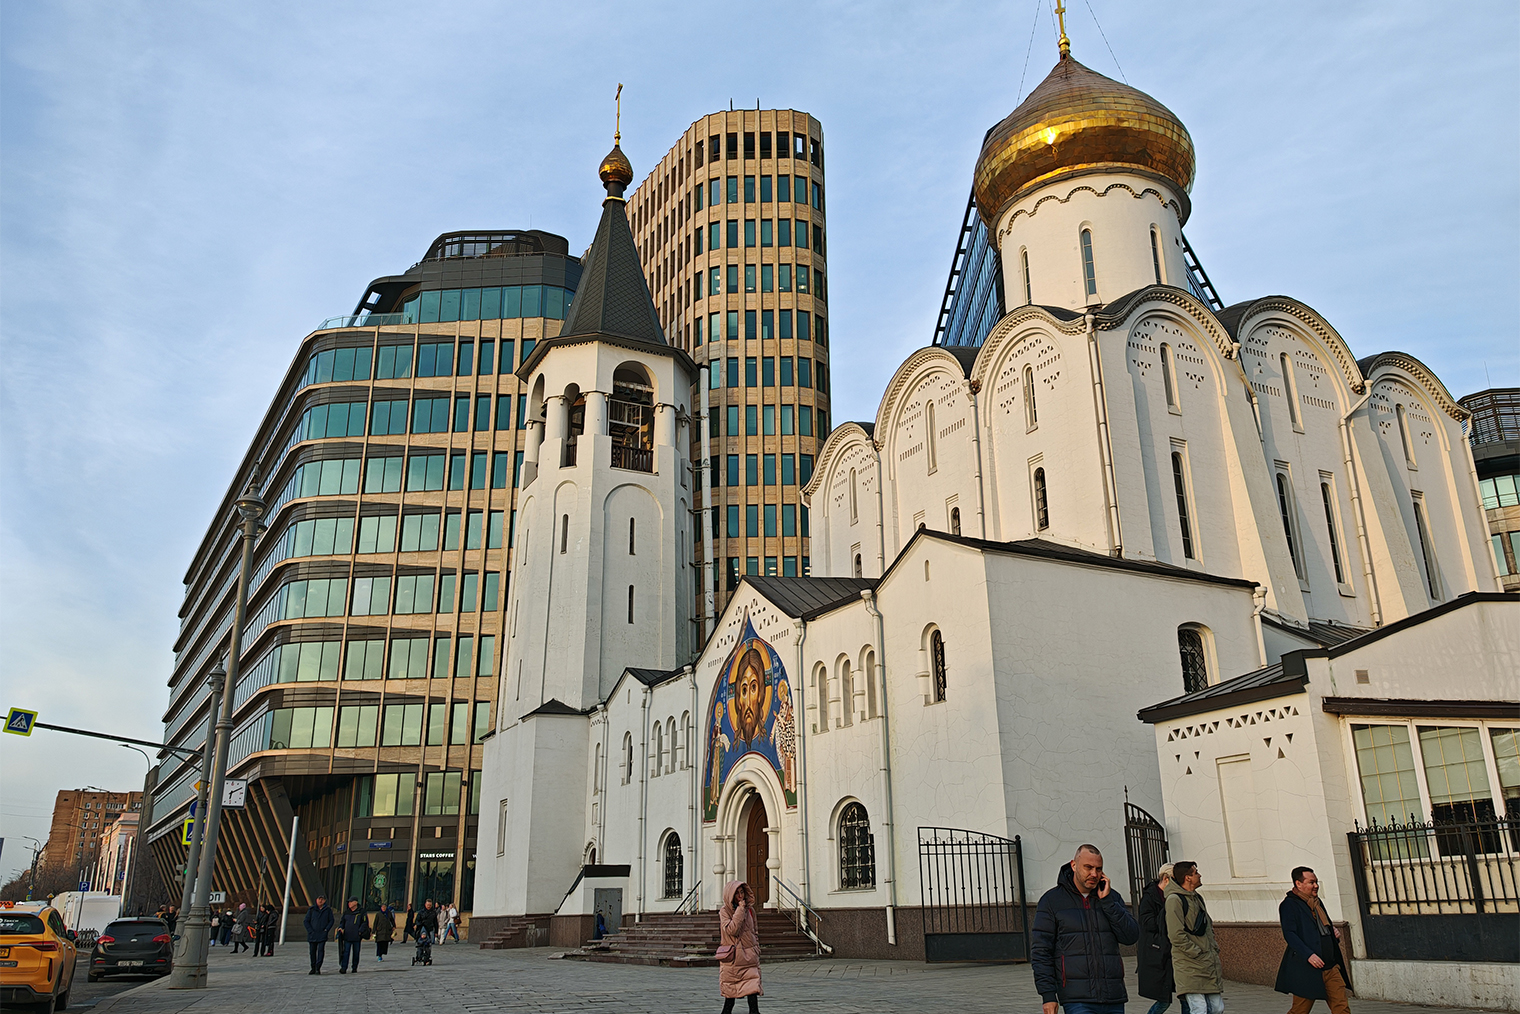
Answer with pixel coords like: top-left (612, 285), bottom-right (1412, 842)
top-left (1032, 844), bottom-right (1140, 1014)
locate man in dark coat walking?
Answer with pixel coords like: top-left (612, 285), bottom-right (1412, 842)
top-left (1031, 844), bottom-right (1140, 1014)
top-left (1138, 863), bottom-right (1175, 1014)
top-left (303, 896), bottom-right (335, 974)
top-left (337, 898), bottom-right (369, 973)
top-left (1275, 868), bottom-right (1351, 1014)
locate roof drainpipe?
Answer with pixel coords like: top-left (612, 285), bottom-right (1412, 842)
top-left (860, 589), bottom-right (898, 946)
top-left (1085, 312), bottom-right (1123, 556)
top-left (1252, 586), bottom-right (1269, 666)
top-left (637, 684), bottom-right (650, 922)
top-left (872, 442), bottom-right (888, 574)
top-left (792, 619), bottom-right (812, 908)
top-left (968, 380), bottom-right (989, 538)
top-left (685, 664), bottom-right (699, 907)
top-left (699, 365), bottom-right (716, 642)
top-left (1339, 387), bottom-right (1382, 626)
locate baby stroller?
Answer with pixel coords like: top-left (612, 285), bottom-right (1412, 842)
top-left (411, 928), bottom-right (434, 966)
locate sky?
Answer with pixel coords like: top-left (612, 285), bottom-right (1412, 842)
top-left (0, 1), bottom-right (1515, 885)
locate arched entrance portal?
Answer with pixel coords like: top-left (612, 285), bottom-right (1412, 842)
top-left (743, 796), bottom-right (770, 906)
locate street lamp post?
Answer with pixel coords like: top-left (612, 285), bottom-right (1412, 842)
top-left (173, 670), bottom-right (222, 932)
top-left (168, 474), bottom-right (264, 989)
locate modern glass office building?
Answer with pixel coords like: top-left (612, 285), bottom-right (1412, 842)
top-left (623, 110), bottom-right (831, 633)
top-left (148, 231), bottom-right (580, 917)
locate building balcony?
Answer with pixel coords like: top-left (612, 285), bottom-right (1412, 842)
top-left (611, 444), bottom-right (653, 473)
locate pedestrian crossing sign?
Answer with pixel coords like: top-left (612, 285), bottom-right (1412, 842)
top-left (180, 817), bottom-right (202, 846)
top-left (5, 709), bottom-right (37, 737)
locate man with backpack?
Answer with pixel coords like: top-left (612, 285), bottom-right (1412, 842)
top-left (1165, 862), bottom-right (1224, 1014)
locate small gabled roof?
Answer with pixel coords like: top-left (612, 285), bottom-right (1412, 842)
top-left (624, 666), bottom-right (685, 687)
top-left (1261, 613), bottom-right (1372, 648)
top-left (742, 576), bottom-right (878, 620)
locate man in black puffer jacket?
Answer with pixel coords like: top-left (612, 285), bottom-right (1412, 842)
top-left (1032, 844), bottom-right (1140, 1014)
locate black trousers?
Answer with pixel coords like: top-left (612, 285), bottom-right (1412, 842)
top-left (721, 996), bottom-right (759, 1014)
top-left (309, 940), bottom-right (326, 971)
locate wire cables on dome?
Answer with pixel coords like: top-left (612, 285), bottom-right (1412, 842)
top-left (1082, 0), bottom-right (1127, 84)
top-left (1015, 0), bottom-right (1044, 106)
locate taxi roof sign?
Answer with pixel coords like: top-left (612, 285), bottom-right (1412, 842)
top-left (5, 709), bottom-right (37, 737)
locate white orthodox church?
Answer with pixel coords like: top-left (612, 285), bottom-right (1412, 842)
top-left (473, 41), bottom-right (1509, 973)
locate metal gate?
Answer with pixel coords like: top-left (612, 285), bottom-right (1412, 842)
top-left (918, 827), bottom-right (1028, 963)
top-left (1124, 795), bottom-right (1169, 910)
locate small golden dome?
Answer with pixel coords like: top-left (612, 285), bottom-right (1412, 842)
top-left (599, 143), bottom-right (634, 188)
top-left (973, 56), bottom-right (1195, 231)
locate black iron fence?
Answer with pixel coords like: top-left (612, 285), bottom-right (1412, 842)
top-left (918, 827), bottom-right (1028, 963)
top-left (1348, 816), bottom-right (1518, 963)
top-left (1348, 816), bottom-right (1518, 915)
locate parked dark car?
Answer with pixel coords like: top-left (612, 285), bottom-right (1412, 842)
top-left (88, 919), bottom-right (172, 981)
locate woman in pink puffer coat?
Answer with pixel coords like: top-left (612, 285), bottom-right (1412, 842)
top-left (718, 880), bottom-right (762, 1012)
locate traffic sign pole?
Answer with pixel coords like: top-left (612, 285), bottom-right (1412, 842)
top-left (172, 675), bottom-right (222, 947)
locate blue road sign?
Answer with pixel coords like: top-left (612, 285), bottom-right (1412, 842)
top-left (5, 709), bottom-right (37, 736)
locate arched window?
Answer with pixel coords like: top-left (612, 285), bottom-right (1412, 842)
top-left (629, 517), bottom-right (636, 555)
top-left (950, 506), bottom-right (961, 536)
top-left (853, 553), bottom-right (863, 579)
top-left (1281, 353), bottom-right (1302, 430)
top-left (623, 732), bottom-right (634, 784)
top-left (1024, 366), bottom-right (1038, 430)
top-left (560, 514), bottom-right (569, 554)
top-left (1033, 468), bottom-right (1049, 531)
top-left (679, 711), bottom-right (691, 768)
top-left (1395, 404), bottom-right (1417, 467)
top-left (839, 802), bottom-right (876, 889)
top-left (838, 659), bottom-right (854, 727)
top-left (1412, 496), bottom-right (1442, 601)
top-left (1276, 473), bottom-right (1302, 578)
top-left (1021, 248), bottom-right (1033, 305)
top-left (1178, 626), bottom-right (1208, 693)
top-left (863, 650), bottom-right (878, 719)
top-left (925, 401), bottom-right (937, 473)
top-left (1320, 482), bottom-right (1345, 585)
top-left (930, 629), bottom-right (948, 703)
top-left (813, 662), bottom-right (830, 733)
top-left (1150, 227), bottom-right (1165, 285)
top-left (849, 468), bottom-right (859, 524)
top-left (651, 721), bottom-right (664, 777)
top-left (593, 742), bottom-right (602, 794)
top-left (1171, 452), bottom-right (1195, 559)
top-left (663, 833), bottom-right (684, 899)
top-left (1080, 228), bottom-right (1098, 299)
top-left (1160, 343), bottom-right (1178, 410)
top-left (666, 717), bottom-right (677, 773)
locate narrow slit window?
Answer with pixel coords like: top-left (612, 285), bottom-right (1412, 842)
top-left (560, 514), bottom-right (569, 554)
top-left (1024, 366), bottom-right (1038, 429)
top-left (1396, 404), bottom-right (1417, 467)
top-left (628, 585), bottom-right (635, 623)
top-left (930, 630), bottom-right (947, 702)
top-left (1321, 482), bottom-right (1345, 584)
top-left (1161, 343), bottom-right (1178, 410)
top-left (1150, 228), bottom-right (1164, 284)
top-left (1412, 498), bottom-right (1442, 601)
top-left (1276, 473), bottom-right (1302, 578)
top-left (1172, 452), bottom-right (1195, 559)
top-left (950, 507), bottom-right (961, 536)
top-left (849, 468), bottom-right (859, 523)
top-left (1281, 353), bottom-right (1302, 429)
top-left (1033, 467), bottom-right (1049, 531)
top-left (629, 517), bottom-right (636, 555)
top-left (1080, 228), bottom-right (1098, 298)
top-left (925, 402), bottom-right (937, 473)
top-left (1021, 249), bottom-right (1032, 305)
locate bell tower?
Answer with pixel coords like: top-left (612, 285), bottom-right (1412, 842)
top-left (476, 128), bottom-right (698, 919)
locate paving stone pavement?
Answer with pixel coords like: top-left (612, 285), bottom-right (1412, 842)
top-left (91, 941), bottom-right (1485, 1014)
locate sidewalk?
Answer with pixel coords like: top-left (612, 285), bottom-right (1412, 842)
top-left (94, 941), bottom-right (1488, 1014)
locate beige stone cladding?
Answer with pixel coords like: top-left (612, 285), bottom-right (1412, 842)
top-left (625, 110), bottom-right (831, 631)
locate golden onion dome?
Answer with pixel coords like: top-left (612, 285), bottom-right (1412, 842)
top-left (599, 143), bottom-right (634, 189)
top-left (973, 56), bottom-right (1195, 232)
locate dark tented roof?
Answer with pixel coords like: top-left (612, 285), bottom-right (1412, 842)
top-left (558, 198), bottom-right (665, 346)
top-left (1138, 663), bottom-right (1304, 724)
top-left (1214, 300), bottom-right (1254, 339)
top-left (742, 576), bottom-right (878, 620)
top-left (522, 698), bottom-right (587, 719)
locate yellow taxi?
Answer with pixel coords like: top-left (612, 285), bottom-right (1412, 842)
top-left (0, 902), bottom-right (78, 1011)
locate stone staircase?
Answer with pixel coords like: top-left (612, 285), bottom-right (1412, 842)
top-left (478, 915), bottom-right (551, 950)
top-left (561, 911), bottom-right (822, 967)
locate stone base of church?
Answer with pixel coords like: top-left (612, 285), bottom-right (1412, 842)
top-left (550, 913), bottom-right (598, 948)
top-left (1211, 921), bottom-right (1348, 986)
top-left (468, 913), bottom-right (554, 948)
